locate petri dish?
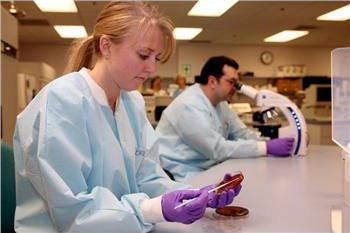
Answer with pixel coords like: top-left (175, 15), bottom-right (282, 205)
top-left (215, 172), bottom-right (244, 194)
top-left (214, 206), bottom-right (249, 220)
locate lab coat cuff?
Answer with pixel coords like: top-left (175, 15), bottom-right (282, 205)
top-left (257, 141), bottom-right (267, 156)
top-left (140, 196), bottom-right (165, 223)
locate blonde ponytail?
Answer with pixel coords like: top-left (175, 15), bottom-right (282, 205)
top-left (64, 36), bottom-right (95, 73)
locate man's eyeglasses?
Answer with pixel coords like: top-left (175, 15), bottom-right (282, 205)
top-left (221, 78), bottom-right (238, 87)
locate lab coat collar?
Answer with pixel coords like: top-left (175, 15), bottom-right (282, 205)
top-left (193, 83), bottom-right (224, 128)
top-left (79, 67), bottom-right (109, 107)
top-left (193, 83), bottom-right (218, 113)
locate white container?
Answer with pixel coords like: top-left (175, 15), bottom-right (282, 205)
top-left (332, 48), bottom-right (350, 206)
top-left (344, 146), bottom-right (350, 206)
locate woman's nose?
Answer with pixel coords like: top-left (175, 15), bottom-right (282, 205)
top-left (145, 59), bottom-right (157, 74)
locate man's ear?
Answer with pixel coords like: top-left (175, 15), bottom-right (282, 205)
top-left (99, 35), bottom-right (111, 59)
top-left (208, 75), bottom-right (218, 89)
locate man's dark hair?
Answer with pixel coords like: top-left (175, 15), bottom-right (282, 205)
top-left (197, 56), bottom-right (239, 85)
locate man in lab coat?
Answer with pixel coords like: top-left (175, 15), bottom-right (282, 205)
top-left (156, 56), bottom-right (294, 181)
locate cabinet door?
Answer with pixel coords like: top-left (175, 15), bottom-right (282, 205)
top-left (275, 78), bottom-right (301, 94)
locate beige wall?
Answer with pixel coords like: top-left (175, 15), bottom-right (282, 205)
top-left (1, 55), bottom-right (18, 145)
top-left (20, 42), bottom-right (336, 82)
top-left (19, 43), bottom-right (70, 76)
top-left (1, 7), bottom-right (18, 50)
top-left (177, 43), bottom-right (335, 83)
top-left (19, 43), bottom-right (178, 78)
top-left (1, 7), bottom-right (18, 145)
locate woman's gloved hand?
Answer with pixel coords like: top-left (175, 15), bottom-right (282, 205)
top-left (161, 189), bottom-right (208, 224)
top-left (266, 137), bottom-right (294, 157)
top-left (200, 173), bottom-right (242, 209)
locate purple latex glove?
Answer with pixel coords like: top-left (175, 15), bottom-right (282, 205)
top-left (266, 137), bottom-right (294, 157)
top-left (161, 189), bottom-right (208, 224)
top-left (200, 173), bottom-right (242, 208)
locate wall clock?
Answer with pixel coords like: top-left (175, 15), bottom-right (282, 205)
top-left (260, 51), bottom-right (274, 65)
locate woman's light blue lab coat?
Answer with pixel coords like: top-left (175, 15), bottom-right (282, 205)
top-left (13, 69), bottom-right (186, 233)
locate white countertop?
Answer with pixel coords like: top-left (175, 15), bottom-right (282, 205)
top-left (154, 145), bottom-right (350, 233)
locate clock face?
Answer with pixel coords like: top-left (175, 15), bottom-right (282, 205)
top-left (260, 51), bottom-right (273, 65)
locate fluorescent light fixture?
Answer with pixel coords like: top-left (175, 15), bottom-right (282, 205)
top-left (188, 0), bottom-right (239, 17)
top-left (173, 27), bottom-right (202, 40)
top-left (317, 4), bottom-right (350, 21)
top-left (54, 25), bottom-right (88, 38)
top-left (264, 30), bottom-right (309, 43)
top-left (34, 0), bottom-right (77, 12)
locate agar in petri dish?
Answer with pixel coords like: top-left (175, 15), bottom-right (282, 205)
top-left (215, 206), bottom-right (249, 219)
top-left (215, 172), bottom-right (244, 194)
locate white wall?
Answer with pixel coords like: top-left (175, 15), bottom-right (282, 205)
top-left (19, 42), bottom-right (337, 81)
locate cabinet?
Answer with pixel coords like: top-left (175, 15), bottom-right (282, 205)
top-left (274, 78), bottom-right (302, 94)
top-left (307, 120), bottom-right (334, 145)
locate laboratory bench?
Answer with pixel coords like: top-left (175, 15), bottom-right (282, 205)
top-left (154, 145), bottom-right (349, 233)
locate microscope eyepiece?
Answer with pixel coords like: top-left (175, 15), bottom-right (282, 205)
top-left (234, 81), bottom-right (243, 90)
top-left (233, 81), bottom-right (258, 99)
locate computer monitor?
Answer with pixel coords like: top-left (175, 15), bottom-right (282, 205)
top-left (304, 84), bottom-right (332, 104)
top-left (316, 86), bottom-right (331, 102)
top-left (301, 84), bottom-right (332, 120)
top-left (302, 76), bottom-right (331, 90)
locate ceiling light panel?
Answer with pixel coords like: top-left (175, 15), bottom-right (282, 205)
top-left (174, 27), bottom-right (203, 40)
top-left (54, 25), bottom-right (87, 38)
top-left (317, 4), bottom-right (350, 21)
top-left (34, 0), bottom-right (78, 13)
top-left (188, 0), bottom-right (239, 17)
top-left (264, 30), bottom-right (309, 43)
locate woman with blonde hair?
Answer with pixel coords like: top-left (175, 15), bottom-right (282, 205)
top-left (13, 2), bottom-right (241, 232)
top-left (146, 75), bottom-right (167, 96)
top-left (174, 74), bottom-right (187, 97)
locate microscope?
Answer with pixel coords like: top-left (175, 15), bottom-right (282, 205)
top-left (234, 81), bottom-right (308, 156)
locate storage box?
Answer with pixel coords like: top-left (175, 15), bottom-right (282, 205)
top-left (276, 64), bottom-right (307, 77)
